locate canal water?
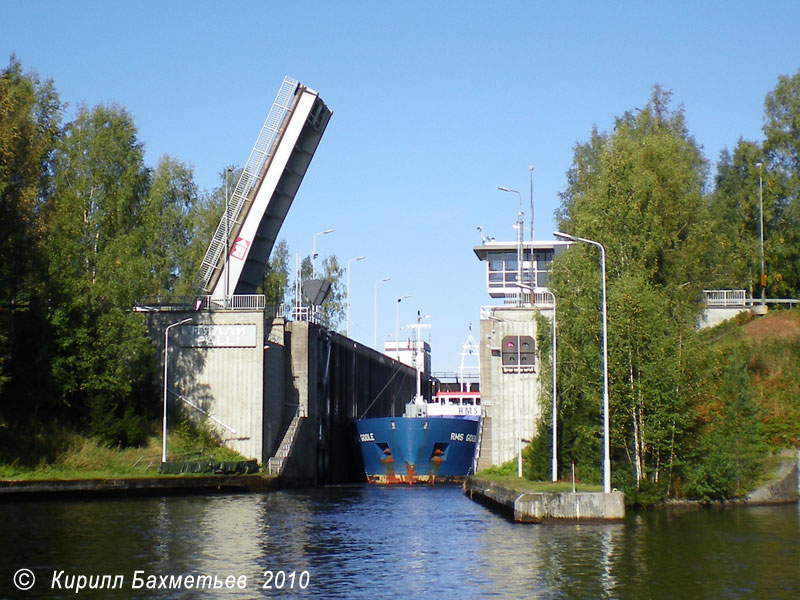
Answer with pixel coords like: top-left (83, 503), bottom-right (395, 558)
top-left (1, 485), bottom-right (799, 599)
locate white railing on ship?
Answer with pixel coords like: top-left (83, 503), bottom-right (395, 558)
top-left (702, 290), bottom-right (748, 307)
top-left (432, 371), bottom-right (480, 382)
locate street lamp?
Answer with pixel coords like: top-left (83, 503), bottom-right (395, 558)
top-left (529, 166), bottom-right (535, 241)
top-left (553, 231), bottom-right (611, 494)
top-left (346, 256), bottom-right (366, 338)
top-left (312, 229), bottom-right (334, 279)
top-left (539, 288), bottom-right (558, 482)
top-left (395, 295), bottom-right (411, 360)
top-left (756, 162), bottom-right (765, 305)
top-left (224, 167), bottom-right (233, 306)
top-left (508, 283), bottom-right (558, 481)
top-left (498, 187), bottom-right (525, 306)
top-left (162, 317), bottom-right (192, 463)
top-left (373, 277), bottom-right (391, 348)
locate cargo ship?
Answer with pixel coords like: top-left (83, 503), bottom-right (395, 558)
top-left (355, 329), bottom-right (481, 484)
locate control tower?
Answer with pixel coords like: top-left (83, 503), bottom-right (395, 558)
top-left (472, 229), bottom-right (567, 472)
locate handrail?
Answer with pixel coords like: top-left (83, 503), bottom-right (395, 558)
top-left (267, 406), bottom-right (307, 475)
top-left (134, 295), bottom-right (268, 312)
top-left (701, 289), bottom-right (748, 307)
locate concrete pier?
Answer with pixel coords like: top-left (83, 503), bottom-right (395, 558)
top-left (465, 477), bottom-right (626, 523)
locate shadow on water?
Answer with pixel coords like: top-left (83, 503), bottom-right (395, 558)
top-left (1, 488), bottom-right (799, 599)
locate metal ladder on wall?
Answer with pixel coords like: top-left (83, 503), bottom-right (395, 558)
top-left (472, 411), bottom-right (486, 475)
top-left (267, 406), bottom-right (307, 475)
top-left (195, 77), bottom-right (299, 295)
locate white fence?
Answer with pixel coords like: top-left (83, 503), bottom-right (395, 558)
top-left (134, 295), bottom-right (267, 312)
top-left (701, 290), bottom-right (748, 307)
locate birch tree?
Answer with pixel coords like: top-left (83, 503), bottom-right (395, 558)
top-left (45, 104), bottom-right (156, 445)
top-left (552, 86), bottom-right (710, 491)
top-left (0, 57), bottom-right (61, 425)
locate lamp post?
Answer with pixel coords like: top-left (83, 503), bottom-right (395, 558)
top-left (541, 289), bottom-right (558, 482)
top-left (529, 166), bottom-right (535, 241)
top-left (553, 231), bottom-right (611, 494)
top-left (395, 295), bottom-right (411, 360)
top-left (498, 187), bottom-right (524, 306)
top-left (756, 162), bottom-right (765, 305)
top-left (162, 317), bottom-right (192, 463)
top-left (346, 256), bottom-right (366, 338)
top-left (511, 283), bottom-right (558, 481)
top-left (312, 229), bottom-right (334, 279)
top-left (224, 167), bottom-right (233, 306)
top-left (373, 277), bottom-right (390, 348)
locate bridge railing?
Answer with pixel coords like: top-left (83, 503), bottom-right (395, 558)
top-left (195, 295), bottom-right (266, 311)
top-left (134, 295), bottom-right (269, 313)
top-left (701, 290), bottom-right (748, 307)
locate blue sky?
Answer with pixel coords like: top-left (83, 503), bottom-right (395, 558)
top-left (3, 1), bottom-right (799, 371)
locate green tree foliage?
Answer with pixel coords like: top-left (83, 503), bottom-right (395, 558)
top-left (260, 238), bottom-right (291, 308)
top-left (141, 156), bottom-right (200, 296)
top-left (708, 68), bottom-right (800, 300)
top-left (0, 57), bottom-right (62, 423)
top-left (543, 75), bottom-right (800, 500)
top-left (43, 103), bottom-right (158, 444)
top-left (189, 166), bottom-right (242, 297)
top-left (317, 254), bottom-right (346, 331)
top-left (708, 140), bottom-right (767, 294)
top-left (684, 348), bottom-right (765, 500)
top-left (546, 249), bottom-right (606, 484)
top-left (551, 86), bottom-right (710, 492)
top-left (607, 273), bottom-right (688, 489)
top-left (298, 253), bottom-right (346, 331)
top-left (762, 68), bottom-right (800, 296)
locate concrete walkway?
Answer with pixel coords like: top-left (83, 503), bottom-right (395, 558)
top-left (0, 474), bottom-right (279, 499)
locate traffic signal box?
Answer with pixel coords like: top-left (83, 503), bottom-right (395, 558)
top-left (501, 335), bottom-right (535, 368)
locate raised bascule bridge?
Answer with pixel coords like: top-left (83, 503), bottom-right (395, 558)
top-left (195, 77), bottom-right (329, 301)
top-left (138, 78), bottom-right (425, 485)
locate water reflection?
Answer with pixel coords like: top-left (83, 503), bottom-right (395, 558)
top-left (1, 488), bottom-right (799, 599)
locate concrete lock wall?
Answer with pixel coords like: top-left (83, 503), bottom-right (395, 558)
top-left (149, 310), bottom-right (267, 462)
top-left (147, 310), bottom-right (423, 484)
top-left (263, 318), bottom-right (288, 462)
top-left (283, 321), bottom-right (422, 485)
top-left (478, 307), bottom-right (542, 469)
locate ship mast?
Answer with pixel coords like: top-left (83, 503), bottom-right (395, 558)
top-left (458, 323), bottom-right (480, 393)
top-left (406, 311), bottom-right (430, 403)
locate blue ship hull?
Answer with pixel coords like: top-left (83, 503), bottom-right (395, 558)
top-left (355, 416), bottom-right (479, 484)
